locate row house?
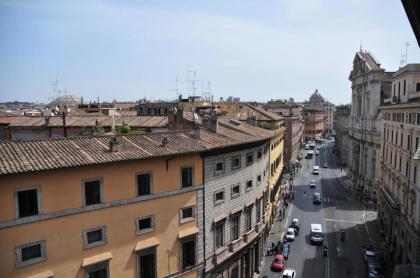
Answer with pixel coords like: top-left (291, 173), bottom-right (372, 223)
top-left (348, 50), bottom-right (393, 201)
top-left (334, 105), bottom-right (351, 166)
top-left (302, 107), bottom-right (324, 142)
top-left (0, 114), bottom-right (278, 278)
top-left (378, 63), bottom-right (420, 265)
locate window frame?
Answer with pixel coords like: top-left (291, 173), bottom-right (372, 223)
top-left (135, 171), bottom-right (153, 197)
top-left (14, 186), bottom-right (42, 219)
top-left (231, 184), bottom-right (241, 199)
top-left (180, 205), bottom-right (195, 223)
top-left (85, 261), bottom-right (109, 278)
top-left (136, 215), bottom-right (155, 235)
top-left (181, 236), bottom-right (196, 270)
top-left (257, 174), bottom-right (262, 185)
top-left (246, 179), bottom-right (253, 192)
top-left (180, 166), bottom-right (194, 188)
top-left (257, 148), bottom-right (262, 160)
top-left (214, 189), bottom-right (225, 206)
top-left (137, 247), bottom-right (157, 278)
top-left (230, 214), bottom-right (241, 241)
top-left (246, 152), bottom-right (254, 167)
top-left (214, 160), bottom-right (225, 175)
top-left (83, 226), bottom-right (107, 249)
top-left (15, 240), bottom-right (47, 268)
top-left (214, 221), bottom-right (225, 250)
top-left (82, 177), bottom-right (104, 207)
top-left (231, 155), bottom-right (241, 170)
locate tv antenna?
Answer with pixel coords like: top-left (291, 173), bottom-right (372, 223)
top-left (186, 70), bottom-right (199, 97)
top-left (170, 76), bottom-right (181, 100)
top-left (49, 78), bottom-right (58, 100)
top-left (400, 42), bottom-right (410, 67)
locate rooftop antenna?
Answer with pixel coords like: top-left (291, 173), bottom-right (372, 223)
top-left (170, 76), bottom-right (180, 100)
top-left (49, 78), bottom-right (58, 101)
top-left (405, 42), bottom-right (410, 64)
top-left (186, 70), bottom-right (199, 98)
top-left (359, 40), bottom-right (363, 52)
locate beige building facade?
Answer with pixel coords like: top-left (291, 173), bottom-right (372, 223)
top-left (378, 63), bottom-right (420, 265)
top-left (334, 105), bottom-right (351, 166)
top-left (348, 51), bottom-right (392, 200)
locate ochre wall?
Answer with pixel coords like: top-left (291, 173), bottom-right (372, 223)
top-left (0, 154), bottom-right (202, 278)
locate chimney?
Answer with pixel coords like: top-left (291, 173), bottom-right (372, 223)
top-left (45, 116), bottom-right (50, 126)
top-left (109, 137), bottom-right (120, 152)
top-left (168, 107), bottom-right (184, 131)
top-left (161, 136), bottom-right (169, 147)
top-left (203, 115), bottom-right (218, 133)
top-left (247, 116), bottom-right (257, 126)
top-left (194, 128), bottom-right (203, 139)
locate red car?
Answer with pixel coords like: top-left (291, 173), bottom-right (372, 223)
top-left (271, 254), bottom-right (286, 271)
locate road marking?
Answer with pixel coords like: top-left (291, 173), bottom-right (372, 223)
top-left (324, 218), bottom-right (363, 224)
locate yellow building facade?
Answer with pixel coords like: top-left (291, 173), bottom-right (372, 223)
top-left (0, 149), bottom-right (203, 278)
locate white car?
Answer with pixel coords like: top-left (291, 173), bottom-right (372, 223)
top-left (285, 228), bottom-right (296, 241)
top-left (292, 218), bottom-right (299, 226)
top-left (315, 150), bottom-right (320, 155)
top-left (282, 268), bottom-right (296, 278)
top-left (309, 180), bottom-right (316, 188)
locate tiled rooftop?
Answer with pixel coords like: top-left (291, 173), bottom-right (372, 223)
top-left (0, 117), bottom-right (274, 175)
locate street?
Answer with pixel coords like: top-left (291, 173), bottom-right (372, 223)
top-left (260, 140), bottom-right (389, 278)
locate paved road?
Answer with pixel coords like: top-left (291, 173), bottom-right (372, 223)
top-left (260, 140), bottom-right (386, 278)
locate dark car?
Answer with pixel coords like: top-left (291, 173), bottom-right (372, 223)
top-left (313, 192), bottom-right (321, 204)
top-left (282, 242), bottom-right (290, 259)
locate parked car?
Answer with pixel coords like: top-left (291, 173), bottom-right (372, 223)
top-left (309, 180), bottom-right (316, 188)
top-left (292, 218), bottom-right (299, 226)
top-left (271, 254), bottom-right (286, 271)
top-left (313, 192), bottom-right (321, 204)
top-left (315, 150), bottom-right (320, 155)
top-left (313, 165), bottom-right (320, 175)
top-left (285, 228), bottom-right (296, 241)
top-left (282, 268), bottom-right (296, 278)
top-left (282, 242), bottom-right (290, 259)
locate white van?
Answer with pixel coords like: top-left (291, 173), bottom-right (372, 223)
top-left (310, 224), bottom-right (324, 244)
top-left (313, 165), bottom-right (320, 175)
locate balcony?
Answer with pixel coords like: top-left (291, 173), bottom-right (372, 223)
top-left (213, 246), bottom-right (229, 265)
top-left (379, 184), bottom-right (400, 210)
top-left (255, 220), bottom-right (263, 233)
top-left (228, 237), bottom-right (243, 253)
top-left (243, 228), bottom-right (255, 243)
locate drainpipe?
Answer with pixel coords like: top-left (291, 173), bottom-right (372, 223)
top-left (201, 155), bottom-right (206, 277)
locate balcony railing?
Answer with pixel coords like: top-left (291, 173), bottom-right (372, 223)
top-left (379, 184), bottom-right (400, 209)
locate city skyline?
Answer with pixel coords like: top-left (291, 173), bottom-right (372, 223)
top-left (1, 0), bottom-right (420, 105)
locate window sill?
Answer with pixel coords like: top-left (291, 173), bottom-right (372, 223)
top-left (84, 240), bottom-right (106, 250)
top-left (136, 228), bottom-right (155, 236)
top-left (231, 193), bottom-right (240, 199)
top-left (180, 217), bottom-right (195, 224)
top-left (214, 200), bottom-right (224, 206)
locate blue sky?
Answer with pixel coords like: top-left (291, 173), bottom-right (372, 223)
top-left (1, 0), bottom-right (420, 105)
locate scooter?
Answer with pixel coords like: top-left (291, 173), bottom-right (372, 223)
top-left (323, 246), bottom-right (328, 257)
top-left (341, 231), bottom-right (345, 242)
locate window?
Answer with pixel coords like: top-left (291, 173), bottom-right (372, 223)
top-left (246, 180), bottom-right (253, 191)
top-left (416, 137), bottom-right (419, 152)
top-left (231, 184), bottom-right (240, 198)
top-left (400, 133), bottom-right (403, 146)
top-left (137, 248), bottom-right (156, 278)
top-left (257, 174), bottom-right (262, 185)
top-left (246, 152), bottom-right (254, 166)
top-left (137, 173), bottom-right (152, 196)
top-left (136, 216), bottom-right (155, 235)
top-left (214, 190), bottom-right (225, 205)
top-left (214, 222), bottom-right (225, 249)
top-left (182, 237), bottom-right (196, 269)
top-left (180, 206), bottom-right (195, 223)
top-left (256, 199), bottom-right (261, 223)
top-left (257, 149), bottom-right (262, 159)
top-left (85, 262), bottom-right (109, 278)
top-left (16, 188), bottom-right (40, 218)
top-left (245, 207), bottom-right (252, 232)
top-left (215, 161), bottom-right (224, 175)
top-left (83, 226), bottom-right (106, 249)
top-left (231, 156), bottom-right (241, 170)
top-left (414, 167), bottom-right (417, 183)
top-left (83, 179), bottom-right (102, 206)
top-left (416, 82), bottom-right (420, 92)
top-left (231, 214), bottom-right (240, 241)
top-left (181, 167), bottom-right (193, 188)
top-left (15, 240), bottom-right (46, 268)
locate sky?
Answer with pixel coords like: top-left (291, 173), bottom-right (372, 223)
top-left (1, 0), bottom-right (420, 105)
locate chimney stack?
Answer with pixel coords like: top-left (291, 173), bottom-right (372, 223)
top-left (109, 137), bottom-right (120, 152)
top-left (45, 116), bottom-right (50, 126)
top-left (194, 128), bottom-right (203, 139)
top-left (247, 116), bottom-right (257, 126)
top-left (161, 136), bottom-right (169, 147)
top-left (203, 115), bottom-right (218, 133)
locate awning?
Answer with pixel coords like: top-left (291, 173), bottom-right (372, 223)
top-left (134, 237), bottom-right (159, 252)
top-left (178, 226), bottom-right (199, 239)
top-left (82, 252), bottom-right (112, 268)
top-left (212, 213), bottom-right (227, 224)
top-left (230, 207), bottom-right (242, 215)
top-left (28, 271), bottom-right (54, 278)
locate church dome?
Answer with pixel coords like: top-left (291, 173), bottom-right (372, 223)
top-left (49, 95), bottom-right (81, 107)
top-left (309, 89), bottom-right (325, 103)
